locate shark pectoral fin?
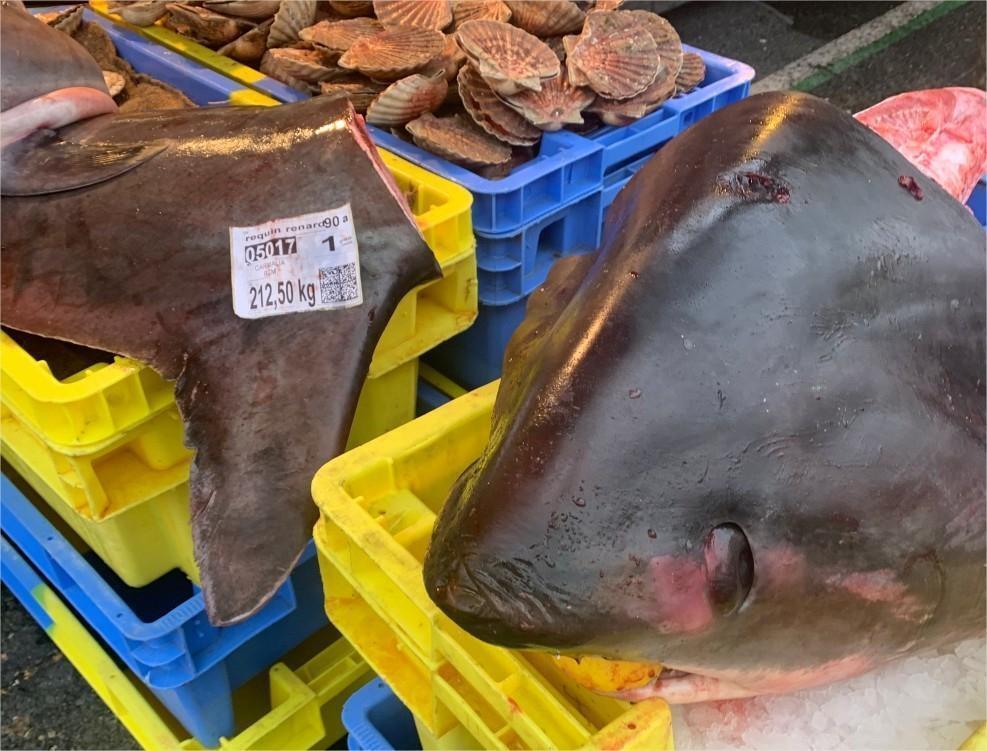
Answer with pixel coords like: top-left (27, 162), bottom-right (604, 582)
top-left (1, 130), bottom-right (168, 196)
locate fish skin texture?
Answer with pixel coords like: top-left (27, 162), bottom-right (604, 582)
top-left (1, 96), bottom-right (440, 625)
top-left (424, 92), bottom-right (984, 696)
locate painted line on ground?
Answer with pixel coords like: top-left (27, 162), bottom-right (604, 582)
top-left (752, 1), bottom-right (966, 94)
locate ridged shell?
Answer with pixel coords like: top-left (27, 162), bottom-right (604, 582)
top-left (338, 27), bottom-right (444, 80)
top-left (406, 113), bottom-right (512, 167)
top-left (621, 10), bottom-right (683, 78)
top-left (502, 70), bottom-right (595, 131)
top-left (505, 0), bottom-right (583, 36)
top-left (458, 64), bottom-right (540, 146)
top-left (203, 1), bottom-right (281, 19)
top-left (451, 0), bottom-right (510, 28)
top-left (38, 4), bottom-right (85, 33)
top-left (164, 3), bottom-right (253, 47)
top-left (373, 0), bottom-right (452, 30)
top-left (319, 77), bottom-right (386, 109)
top-left (268, 0), bottom-right (317, 47)
top-left (456, 20), bottom-right (559, 96)
top-left (366, 72), bottom-right (448, 125)
top-left (261, 47), bottom-right (340, 86)
top-left (675, 51), bottom-right (705, 93)
top-left (562, 35), bottom-right (588, 85)
top-left (588, 62), bottom-right (674, 125)
top-left (568, 25), bottom-right (658, 99)
top-left (102, 70), bottom-right (126, 97)
top-left (299, 17), bottom-right (382, 52)
top-left (108, 0), bottom-right (167, 26)
top-left (328, 1), bottom-right (375, 17)
top-left (259, 55), bottom-right (312, 92)
top-left (421, 34), bottom-right (467, 81)
top-left (217, 18), bottom-right (273, 64)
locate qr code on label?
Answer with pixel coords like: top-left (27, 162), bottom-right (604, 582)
top-left (319, 263), bottom-right (359, 304)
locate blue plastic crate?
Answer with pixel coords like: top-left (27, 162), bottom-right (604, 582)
top-left (970, 177), bottom-right (987, 227)
top-left (431, 172), bottom-right (987, 391)
top-left (0, 473), bottom-right (329, 746)
top-left (426, 298), bottom-right (526, 391)
top-left (41, 7), bottom-right (262, 106)
top-left (474, 149), bottom-right (654, 303)
top-left (373, 45), bottom-right (753, 235)
top-left (131, 30), bottom-right (753, 236)
top-left (343, 679), bottom-right (418, 751)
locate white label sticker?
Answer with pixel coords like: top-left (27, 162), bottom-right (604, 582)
top-left (229, 205), bottom-right (363, 319)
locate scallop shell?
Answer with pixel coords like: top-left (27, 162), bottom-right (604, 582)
top-left (621, 10), bottom-right (683, 78)
top-left (458, 64), bottom-right (540, 146)
top-left (588, 62), bottom-right (674, 125)
top-left (102, 70), bottom-right (127, 97)
top-left (261, 47), bottom-right (341, 86)
top-left (107, 0), bottom-right (168, 26)
top-left (38, 4), bottom-right (85, 33)
top-left (328, 1), bottom-right (375, 17)
top-left (366, 72), bottom-right (448, 125)
top-left (203, 0), bottom-right (281, 19)
top-left (260, 52), bottom-right (315, 92)
top-left (562, 35), bottom-right (589, 85)
top-left (338, 27), bottom-right (444, 80)
top-left (299, 17), bottom-right (382, 52)
top-left (406, 112), bottom-right (512, 167)
top-left (373, 0), bottom-right (452, 30)
top-left (505, 0), bottom-right (583, 36)
top-left (164, 3), bottom-right (253, 47)
top-left (502, 70), bottom-right (595, 131)
top-left (675, 51), bottom-right (705, 93)
top-left (319, 77), bottom-right (386, 110)
top-left (456, 20), bottom-right (559, 96)
top-left (421, 34), bottom-right (466, 81)
top-left (568, 25), bottom-right (659, 100)
top-left (451, 0), bottom-right (510, 28)
top-left (217, 18), bottom-right (273, 63)
top-left (268, 0), bottom-right (317, 47)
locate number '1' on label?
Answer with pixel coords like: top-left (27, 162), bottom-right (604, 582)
top-left (228, 204), bottom-right (363, 320)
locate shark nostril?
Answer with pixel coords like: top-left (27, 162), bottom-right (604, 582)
top-left (703, 523), bottom-right (755, 616)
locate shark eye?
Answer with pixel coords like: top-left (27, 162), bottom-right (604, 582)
top-left (703, 523), bottom-right (754, 616)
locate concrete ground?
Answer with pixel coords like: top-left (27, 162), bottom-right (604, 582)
top-left (3, 2), bottom-right (985, 749)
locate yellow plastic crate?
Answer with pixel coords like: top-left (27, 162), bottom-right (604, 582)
top-left (2, 536), bottom-right (372, 750)
top-left (311, 383), bottom-right (674, 751)
top-left (0, 349), bottom-right (419, 587)
top-left (962, 724), bottom-right (987, 751)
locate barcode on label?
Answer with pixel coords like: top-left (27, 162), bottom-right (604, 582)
top-left (319, 263), bottom-right (360, 304)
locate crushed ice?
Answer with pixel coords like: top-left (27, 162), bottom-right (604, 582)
top-left (672, 638), bottom-right (985, 750)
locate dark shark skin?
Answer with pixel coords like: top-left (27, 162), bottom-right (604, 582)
top-left (1, 16), bottom-right (441, 624)
top-left (424, 92), bottom-right (986, 701)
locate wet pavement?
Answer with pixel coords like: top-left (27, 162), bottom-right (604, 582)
top-left (3, 2), bottom-right (986, 749)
